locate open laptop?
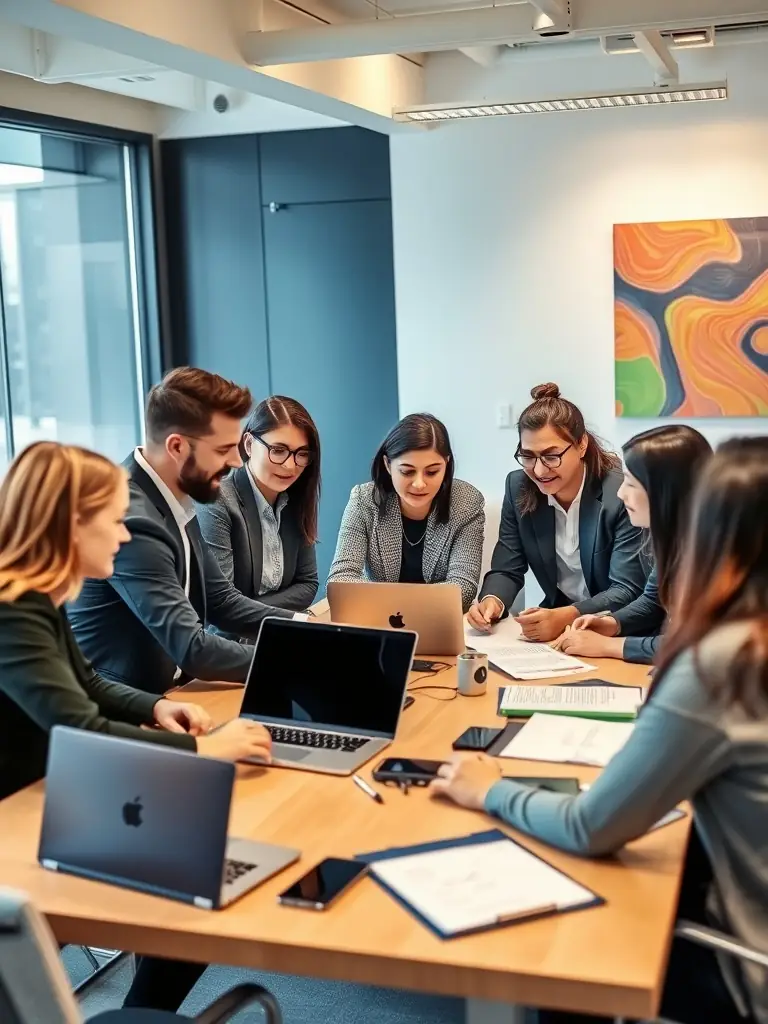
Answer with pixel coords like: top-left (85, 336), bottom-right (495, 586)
top-left (239, 617), bottom-right (417, 776)
top-left (327, 581), bottom-right (466, 656)
top-left (38, 727), bottom-right (300, 910)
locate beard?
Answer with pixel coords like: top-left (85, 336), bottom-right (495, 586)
top-left (178, 454), bottom-right (230, 504)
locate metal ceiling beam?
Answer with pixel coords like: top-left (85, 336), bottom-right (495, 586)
top-left (243, 0), bottom-right (768, 66)
top-left (634, 29), bottom-right (679, 81)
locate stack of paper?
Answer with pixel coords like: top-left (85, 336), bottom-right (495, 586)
top-left (499, 712), bottom-right (634, 767)
top-left (499, 684), bottom-right (644, 721)
top-left (465, 619), bottom-right (595, 680)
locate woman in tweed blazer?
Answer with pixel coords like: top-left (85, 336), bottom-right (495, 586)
top-left (328, 414), bottom-right (485, 613)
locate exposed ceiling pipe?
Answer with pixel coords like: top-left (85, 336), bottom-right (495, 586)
top-left (459, 45), bottom-right (505, 65)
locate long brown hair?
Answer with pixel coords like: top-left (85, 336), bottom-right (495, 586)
top-left (0, 442), bottom-right (124, 604)
top-left (241, 396), bottom-right (321, 546)
top-left (652, 437), bottom-right (768, 715)
top-left (516, 383), bottom-right (619, 515)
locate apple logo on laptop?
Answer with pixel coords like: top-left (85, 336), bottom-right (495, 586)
top-left (389, 612), bottom-right (405, 629)
top-left (122, 796), bottom-right (143, 828)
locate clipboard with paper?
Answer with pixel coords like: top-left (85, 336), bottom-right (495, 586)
top-left (356, 829), bottom-right (603, 939)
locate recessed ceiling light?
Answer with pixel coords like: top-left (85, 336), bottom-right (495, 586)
top-left (394, 82), bottom-right (727, 123)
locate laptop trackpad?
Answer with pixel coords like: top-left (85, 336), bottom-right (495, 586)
top-left (274, 745), bottom-right (312, 761)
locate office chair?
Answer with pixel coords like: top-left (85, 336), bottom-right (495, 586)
top-left (0, 888), bottom-right (282, 1024)
top-left (642, 919), bottom-right (766, 1024)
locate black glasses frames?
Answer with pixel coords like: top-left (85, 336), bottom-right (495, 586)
top-left (514, 443), bottom-right (573, 470)
top-left (251, 433), bottom-right (314, 468)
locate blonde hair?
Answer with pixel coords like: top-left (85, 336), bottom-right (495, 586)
top-left (0, 442), bottom-right (125, 603)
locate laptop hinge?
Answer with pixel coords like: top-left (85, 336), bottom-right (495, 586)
top-left (193, 896), bottom-right (214, 910)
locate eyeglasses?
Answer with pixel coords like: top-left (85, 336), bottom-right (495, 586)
top-left (251, 433), bottom-right (314, 468)
top-left (515, 443), bottom-right (573, 470)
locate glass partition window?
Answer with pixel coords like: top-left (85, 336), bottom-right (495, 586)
top-left (0, 126), bottom-right (145, 471)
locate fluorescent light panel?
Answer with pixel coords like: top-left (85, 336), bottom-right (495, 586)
top-left (395, 82), bottom-right (727, 123)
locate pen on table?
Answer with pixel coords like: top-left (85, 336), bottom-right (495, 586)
top-left (352, 774), bottom-right (384, 805)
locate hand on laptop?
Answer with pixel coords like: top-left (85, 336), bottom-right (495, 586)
top-left (153, 699), bottom-right (211, 736)
top-left (197, 719), bottom-right (272, 763)
top-left (466, 597), bottom-right (503, 633)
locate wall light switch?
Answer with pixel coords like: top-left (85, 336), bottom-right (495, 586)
top-left (496, 403), bottom-right (513, 429)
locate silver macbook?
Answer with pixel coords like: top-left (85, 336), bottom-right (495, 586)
top-left (39, 727), bottom-right (300, 910)
top-left (239, 617), bottom-right (417, 776)
top-left (327, 581), bottom-right (466, 656)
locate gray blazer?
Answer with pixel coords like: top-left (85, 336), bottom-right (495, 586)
top-left (479, 468), bottom-right (646, 615)
top-left (615, 566), bottom-right (666, 664)
top-left (327, 479), bottom-right (485, 613)
top-left (68, 455), bottom-right (292, 695)
top-left (196, 467), bottom-right (318, 637)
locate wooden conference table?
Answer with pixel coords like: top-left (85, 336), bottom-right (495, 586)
top-left (0, 649), bottom-right (688, 1023)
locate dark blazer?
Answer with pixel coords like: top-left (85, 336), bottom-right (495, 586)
top-left (0, 591), bottom-right (194, 802)
top-left (68, 454), bottom-right (292, 695)
top-left (615, 566), bottom-right (665, 665)
top-left (196, 467), bottom-right (318, 639)
top-left (479, 469), bottom-right (646, 615)
top-left (328, 479), bottom-right (485, 613)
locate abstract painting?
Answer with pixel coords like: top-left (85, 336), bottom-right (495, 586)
top-left (614, 217), bottom-right (768, 417)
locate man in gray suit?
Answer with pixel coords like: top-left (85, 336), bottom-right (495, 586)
top-left (69, 366), bottom-right (298, 698)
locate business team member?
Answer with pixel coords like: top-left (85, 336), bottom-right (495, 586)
top-left (0, 442), bottom-right (272, 1012)
top-left (432, 437), bottom-right (768, 1024)
top-left (69, 367), bottom-right (297, 697)
top-left (561, 425), bottom-right (712, 664)
top-left (468, 383), bottom-right (645, 642)
top-left (197, 396), bottom-right (320, 637)
top-left (328, 413), bottom-right (484, 613)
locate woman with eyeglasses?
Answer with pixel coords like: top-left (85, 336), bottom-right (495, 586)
top-left (197, 396), bottom-right (321, 635)
top-left (467, 383), bottom-right (646, 642)
top-left (328, 413), bottom-right (484, 613)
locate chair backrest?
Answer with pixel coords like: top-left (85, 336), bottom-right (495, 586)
top-left (0, 888), bottom-right (82, 1024)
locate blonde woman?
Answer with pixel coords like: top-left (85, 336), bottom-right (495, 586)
top-left (0, 441), bottom-right (272, 1011)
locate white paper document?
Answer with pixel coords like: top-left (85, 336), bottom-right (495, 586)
top-left (499, 712), bottom-right (634, 767)
top-left (465, 617), bottom-right (595, 678)
top-left (500, 684), bottom-right (644, 717)
top-left (371, 837), bottom-right (596, 936)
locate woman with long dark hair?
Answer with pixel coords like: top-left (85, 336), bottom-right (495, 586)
top-left (327, 413), bottom-right (484, 613)
top-left (433, 436), bottom-right (768, 1024)
top-left (560, 425), bottom-right (712, 663)
top-left (468, 383), bottom-right (646, 642)
top-left (197, 396), bottom-right (321, 633)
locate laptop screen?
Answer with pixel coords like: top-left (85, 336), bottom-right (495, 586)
top-left (240, 618), bottom-right (416, 737)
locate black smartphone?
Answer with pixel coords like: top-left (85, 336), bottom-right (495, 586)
top-left (452, 726), bottom-right (503, 752)
top-left (502, 776), bottom-right (581, 795)
top-left (372, 757), bottom-right (444, 785)
top-left (277, 858), bottom-right (368, 910)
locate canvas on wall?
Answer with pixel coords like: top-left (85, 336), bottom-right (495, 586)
top-left (614, 217), bottom-right (768, 417)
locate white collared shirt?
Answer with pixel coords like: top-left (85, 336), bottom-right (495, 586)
top-left (548, 469), bottom-right (589, 604)
top-left (246, 467), bottom-right (288, 595)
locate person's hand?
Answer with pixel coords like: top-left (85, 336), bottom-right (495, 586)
top-left (572, 613), bottom-right (619, 637)
top-left (196, 719), bottom-right (273, 763)
top-left (153, 699), bottom-right (211, 736)
top-left (430, 753), bottom-right (502, 810)
top-left (560, 629), bottom-right (626, 659)
top-left (466, 597), bottom-right (504, 633)
top-left (515, 605), bottom-right (577, 642)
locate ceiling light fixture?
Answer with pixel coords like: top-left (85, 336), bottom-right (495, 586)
top-left (394, 82), bottom-right (727, 123)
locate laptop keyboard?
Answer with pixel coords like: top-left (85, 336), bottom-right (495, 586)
top-left (224, 858), bottom-right (257, 886)
top-left (266, 725), bottom-right (368, 753)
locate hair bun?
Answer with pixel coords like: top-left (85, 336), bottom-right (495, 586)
top-left (531, 382), bottom-right (561, 401)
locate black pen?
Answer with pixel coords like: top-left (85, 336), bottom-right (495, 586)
top-left (352, 774), bottom-right (384, 804)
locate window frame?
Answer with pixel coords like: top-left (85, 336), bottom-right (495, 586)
top-left (0, 106), bottom-right (166, 459)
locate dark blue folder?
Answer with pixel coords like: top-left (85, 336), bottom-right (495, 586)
top-left (356, 828), bottom-right (604, 940)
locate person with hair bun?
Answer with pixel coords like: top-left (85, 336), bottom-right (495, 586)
top-left (468, 384), bottom-right (646, 642)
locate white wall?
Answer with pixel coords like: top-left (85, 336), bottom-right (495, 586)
top-left (390, 42), bottom-right (768, 525)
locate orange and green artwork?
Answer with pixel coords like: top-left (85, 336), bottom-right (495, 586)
top-left (614, 218), bottom-right (768, 417)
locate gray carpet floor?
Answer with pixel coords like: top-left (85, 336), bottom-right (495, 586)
top-left (62, 945), bottom-right (472, 1023)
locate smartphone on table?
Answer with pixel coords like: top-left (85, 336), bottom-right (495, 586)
top-left (277, 858), bottom-right (368, 910)
top-left (452, 726), bottom-right (503, 752)
top-left (371, 757), bottom-right (443, 786)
